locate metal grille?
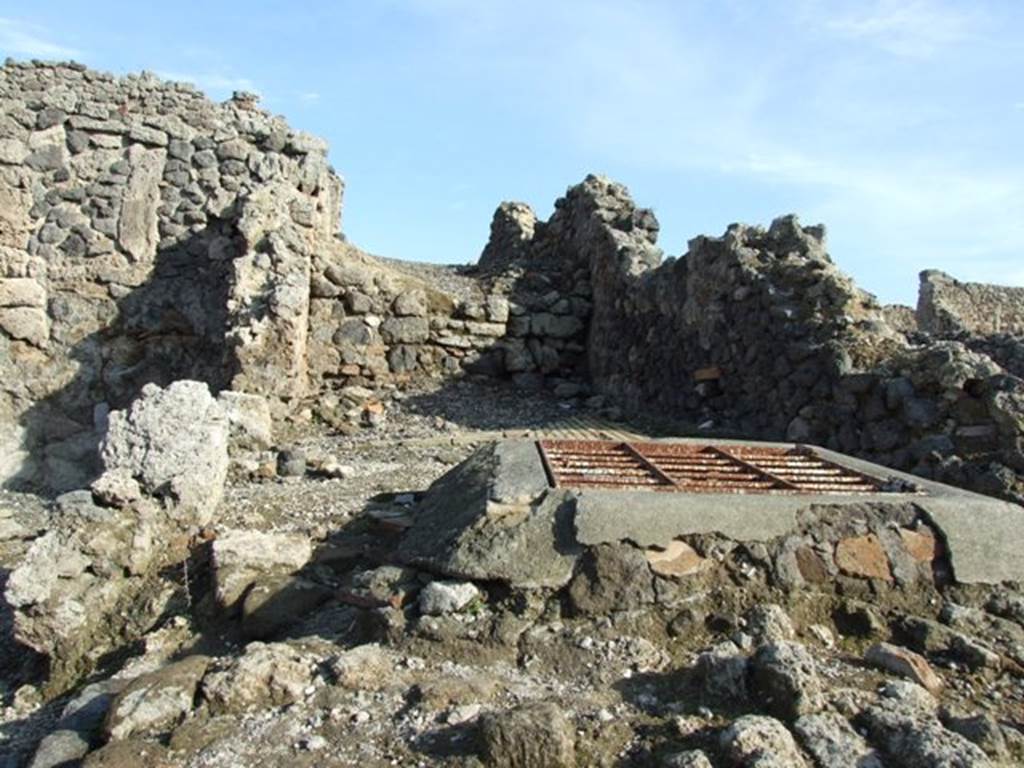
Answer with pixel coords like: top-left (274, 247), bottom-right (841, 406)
top-left (537, 440), bottom-right (896, 495)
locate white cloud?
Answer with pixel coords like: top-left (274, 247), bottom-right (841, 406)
top-left (817, 0), bottom-right (978, 58)
top-left (298, 91), bottom-right (320, 103)
top-left (0, 17), bottom-right (80, 59)
top-left (157, 70), bottom-right (259, 98)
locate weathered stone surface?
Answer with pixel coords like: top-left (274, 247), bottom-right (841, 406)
top-left (834, 534), bottom-right (892, 581)
top-left (100, 381), bottom-right (229, 522)
top-left (860, 696), bottom-right (991, 767)
top-left (918, 269), bottom-right (1024, 336)
top-left (478, 702), bottom-right (575, 768)
top-left (211, 528), bottom-right (312, 609)
top-left (941, 710), bottom-right (1009, 760)
top-left (662, 751), bottom-right (713, 768)
top-left (240, 576), bottom-right (332, 639)
top-left (380, 316), bottom-right (429, 344)
top-left (328, 644), bottom-right (397, 690)
top-left (899, 527), bottom-right (940, 562)
top-left (0, 306), bottom-right (48, 345)
top-left (694, 641), bottom-right (749, 702)
top-left (794, 713), bottom-right (883, 768)
top-left (393, 288), bottom-right (427, 317)
top-left (0, 277), bottom-right (46, 307)
top-left (749, 642), bottom-right (823, 721)
top-left (418, 580), bottom-right (481, 615)
top-left (567, 543), bottom-right (655, 615)
top-left (644, 540), bottom-right (710, 578)
top-left (746, 604), bottom-right (796, 645)
top-left (117, 145), bottom-right (165, 261)
top-left (719, 715), bottom-right (809, 767)
top-left (865, 642), bottom-right (943, 695)
top-left (200, 641), bottom-right (321, 714)
top-left (399, 443), bottom-right (579, 589)
top-left (217, 390), bottom-right (273, 451)
top-left (104, 655), bottom-right (210, 741)
top-left (81, 738), bottom-right (175, 768)
top-left (29, 680), bottom-right (121, 768)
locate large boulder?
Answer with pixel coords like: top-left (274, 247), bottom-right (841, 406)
top-left (100, 381), bottom-right (229, 523)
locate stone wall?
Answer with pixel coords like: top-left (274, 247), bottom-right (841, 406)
top-left (0, 61), bottom-right (516, 492)
top-left (917, 269), bottom-right (1024, 336)
top-left (0, 60), bottom-right (344, 491)
top-left (4, 61), bottom-right (1024, 505)
top-left (478, 176), bottom-right (1024, 502)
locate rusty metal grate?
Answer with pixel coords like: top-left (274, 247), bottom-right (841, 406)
top-left (536, 439), bottom-right (900, 495)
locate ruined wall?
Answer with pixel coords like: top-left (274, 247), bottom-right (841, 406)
top-left (0, 60), bottom-right (344, 491)
top-left (881, 304), bottom-right (917, 335)
top-left (0, 61), bottom-right (549, 491)
top-left (917, 269), bottom-right (1024, 336)
top-left (479, 176), bottom-right (1024, 502)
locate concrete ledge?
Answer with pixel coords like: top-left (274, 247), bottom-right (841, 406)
top-left (401, 438), bottom-right (1024, 586)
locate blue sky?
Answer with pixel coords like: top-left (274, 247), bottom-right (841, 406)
top-left (2, 1), bottom-right (1022, 305)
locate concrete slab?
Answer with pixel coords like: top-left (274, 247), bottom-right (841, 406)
top-left (399, 438), bottom-right (1024, 586)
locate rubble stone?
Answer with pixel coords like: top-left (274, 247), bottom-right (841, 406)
top-left (865, 642), bottom-right (943, 695)
top-left (211, 528), bottom-right (312, 610)
top-left (749, 641), bottom-right (823, 721)
top-left (100, 381), bottom-right (229, 522)
top-left (478, 702), bottom-right (576, 768)
top-left (719, 715), bottom-right (809, 767)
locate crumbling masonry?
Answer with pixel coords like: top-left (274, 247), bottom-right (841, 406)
top-left (1, 60), bottom-right (1023, 505)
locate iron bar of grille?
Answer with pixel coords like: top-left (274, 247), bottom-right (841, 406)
top-left (538, 439), bottom-right (899, 495)
top-left (620, 442), bottom-right (678, 488)
top-left (708, 446), bottom-right (800, 491)
top-left (535, 440), bottom-right (559, 488)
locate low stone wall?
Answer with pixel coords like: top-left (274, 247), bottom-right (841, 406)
top-left (917, 270), bottom-right (1024, 336)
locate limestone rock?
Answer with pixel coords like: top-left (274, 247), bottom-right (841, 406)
top-left (418, 580), bottom-right (481, 615)
top-left (0, 277), bottom-right (46, 307)
top-left (0, 306), bottom-right (49, 345)
top-left (100, 381), bottom-right (229, 523)
top-left (217, 391), bottom-right (273, 451)
top-left (117, 145), bottom-right (166, 262)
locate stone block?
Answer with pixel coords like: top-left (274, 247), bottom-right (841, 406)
top-left (835, 534), bottom-right (892, 582)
